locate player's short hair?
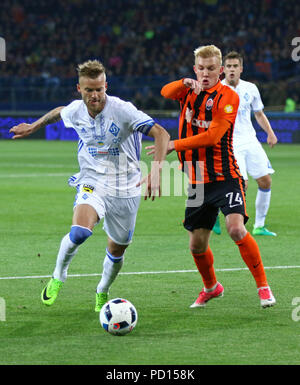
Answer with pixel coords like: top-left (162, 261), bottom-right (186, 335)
top-left (194, 45), bottom-right (222, 66)
top-left (77, 60), bottom-right (106, 79)
top-left (223, 51), bottom-right (243, 66)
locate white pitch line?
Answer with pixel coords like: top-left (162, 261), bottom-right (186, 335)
top-left (0, 265), bottom-right (300, 281)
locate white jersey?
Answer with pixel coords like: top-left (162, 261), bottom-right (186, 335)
top-left (221, 79), bottom-right (264, 147)
top-left (60, 95), bottom-right (155, 197)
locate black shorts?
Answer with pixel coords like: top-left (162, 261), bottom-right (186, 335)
top-left (184, 178), bottom-right (249, 232)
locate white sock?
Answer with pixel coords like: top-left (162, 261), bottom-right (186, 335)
top-left (254, 188), bottom-right (271, 228)
top-left (204, 282), bottom-right (218, 293)
top-left (96, 249), bottom-right (124, 293)
top-left (53, 234), bottom-right (79, 282)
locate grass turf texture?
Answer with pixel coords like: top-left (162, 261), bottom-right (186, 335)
top-left (0, 140), bottom-right (299, 365)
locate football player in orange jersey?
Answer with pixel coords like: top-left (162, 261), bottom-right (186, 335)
top-left (148, 45), bottom-right (276, 309)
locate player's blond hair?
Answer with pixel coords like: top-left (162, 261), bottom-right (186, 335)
top-left (77, 60), bottom-right (106, 79)
top-left (194, 45), bottom-right (222, 66)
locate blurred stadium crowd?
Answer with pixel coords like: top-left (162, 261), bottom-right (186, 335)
top-left (0, 0), bottom-right (299, 110)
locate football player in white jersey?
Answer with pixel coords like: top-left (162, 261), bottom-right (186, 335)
top-left (213, 51), bottom-right (277, 237)
top-left (10, 60), bottom-right (170, 311)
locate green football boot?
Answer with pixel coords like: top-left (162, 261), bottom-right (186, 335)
top-left (41, 278), bottom-right (64, 306)
top-left (252, 226), bottom-right (277, 237)
top-left (95, 292), bottom-right (108, 312)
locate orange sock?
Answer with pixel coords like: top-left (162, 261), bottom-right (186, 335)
top-left (235, 232), bottom-right (268, 288)
top-left (192, 246), bottom-right (217, 289)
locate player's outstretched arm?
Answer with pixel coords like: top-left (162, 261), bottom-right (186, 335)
top-left (9, 106), bottom-right (65, 139)
top-left (145, 117), bottom-right (230, 155)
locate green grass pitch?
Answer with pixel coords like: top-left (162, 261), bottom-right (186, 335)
top-left (0, 139), bottom-right (299, 365)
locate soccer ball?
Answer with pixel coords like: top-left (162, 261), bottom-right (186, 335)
top-left (99, 298), bottom-right (138, 336)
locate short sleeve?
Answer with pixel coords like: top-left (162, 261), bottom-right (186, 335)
top-left (250, 84), bottom-right (264, 112)
top-left (122, 101), bottom-right (155, 136)
top-left (60, 100), bottom-right (82, 128)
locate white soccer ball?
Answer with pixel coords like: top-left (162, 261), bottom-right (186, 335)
top-left (99, 298), bottom-right (138, 336)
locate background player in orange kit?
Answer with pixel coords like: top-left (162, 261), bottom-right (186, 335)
top-left (155, 45), bottom-right (276, 308)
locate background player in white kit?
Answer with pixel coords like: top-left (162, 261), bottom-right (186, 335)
top-left (10, 60), bottom-right (170, 311)
top-left (213, 51), bottom-right (278, 236)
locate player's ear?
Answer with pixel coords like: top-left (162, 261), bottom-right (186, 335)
top-left (193, 65), bottom-right (197, 75)
top-left (105, 82), bottom-right (108, 91)
top-left (219, 66), bottom-right (224, 75)
top-left (77, 83), bottom-right (81, 93)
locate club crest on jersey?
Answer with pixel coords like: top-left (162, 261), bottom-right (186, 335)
top-left (206, 98), bottom-right (214, 110)
top-left (244, 92), bottom-right (250, 101)
top-left (224, 104), bottom-right (233, 113)
top-left (109, 123), bottom-right (120, 137)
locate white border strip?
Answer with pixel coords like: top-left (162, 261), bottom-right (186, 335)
top-left (1, 265), bottom-right (300, 280)
top-left (0, 173), bottom-right (70, 178)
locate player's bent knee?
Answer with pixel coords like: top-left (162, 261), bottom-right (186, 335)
top-left (69, 225), bottom-right (93, 245)
top-left (257, 175), bottom-right (272, 190)
top-left (227, 224), bottom-right (247, 242)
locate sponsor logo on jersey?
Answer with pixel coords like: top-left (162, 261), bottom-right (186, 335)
top-left (83, 184), bottom-right (94, 193)
top-left (192, 118), bottom-right (211, 129)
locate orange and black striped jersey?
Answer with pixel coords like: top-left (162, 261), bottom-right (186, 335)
top-left (161, 79), bottom-right (241, 184)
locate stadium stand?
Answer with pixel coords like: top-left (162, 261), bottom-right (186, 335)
top-left (0, 0), bottom-right (299, 110)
